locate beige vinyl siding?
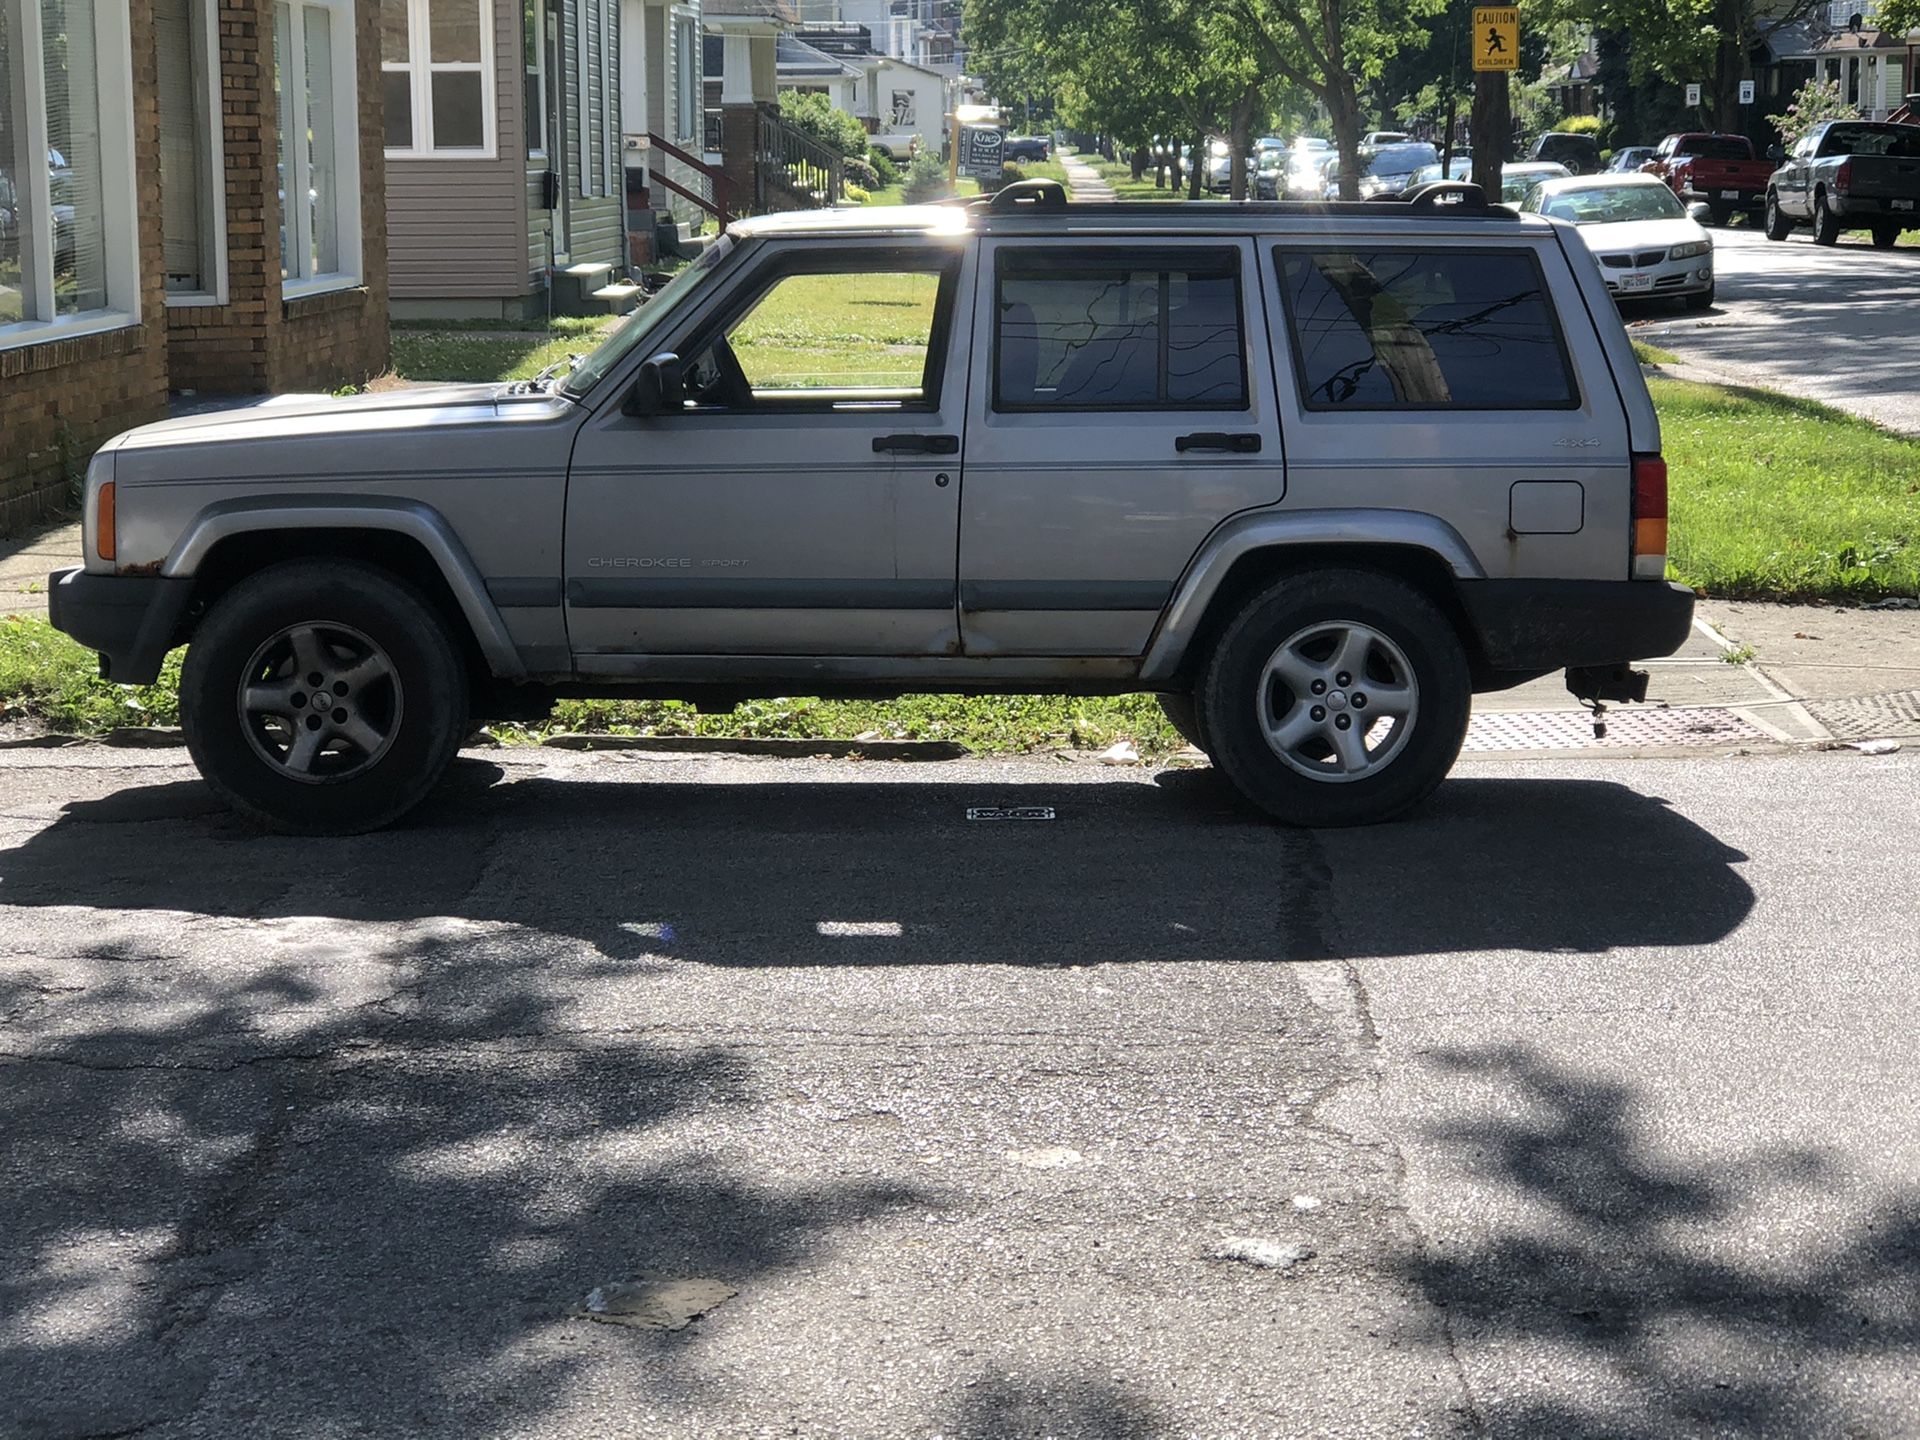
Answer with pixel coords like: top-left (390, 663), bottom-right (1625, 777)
top-left (645, 4), bottom-right (667, 136)
top-left (388, 1), bottom-right (531, 299)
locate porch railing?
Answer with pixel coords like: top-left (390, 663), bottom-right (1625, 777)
top-left (754, 107), bottom-right (844, 211)
top-left (647, 132), bottom-right (731, 227)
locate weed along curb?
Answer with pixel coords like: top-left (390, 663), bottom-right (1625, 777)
top-left (534, 733), bottom-right (970, 761)
top-left (0, 727), bottom-right (187, 750)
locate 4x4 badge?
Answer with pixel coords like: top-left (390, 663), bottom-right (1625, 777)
top-left (1553, 436), bottom-right (1602, 448)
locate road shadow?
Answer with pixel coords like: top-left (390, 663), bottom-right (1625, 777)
top-left (1398, 1044), bottom-right (1920, 1437)
top-left (0, 764), bottom-right (1754, 967)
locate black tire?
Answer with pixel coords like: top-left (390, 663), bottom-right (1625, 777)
top-left (1706, 203), bottom-right (1730, 227)
top-left (1812, 190), bottom-right (1842, 246)
top-left (1684, 283), bottom-right (1715, 311)
top-left (181, 561), bottom-right (470, 834)
top-left (1156, 693), bottom-right (1211, 754)
top-left (1764, 192), bottom-right (1792, 241)
top-left (1872, 225), bottom-right (1899, 249)
top-left (1197, 569), bottom-right (1471, 827)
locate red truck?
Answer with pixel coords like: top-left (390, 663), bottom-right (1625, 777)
top-left (1646, 133), bottom-right (1775, 224)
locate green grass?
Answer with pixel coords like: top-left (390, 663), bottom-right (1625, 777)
top-left (730, 270), bottom-right (938, 388)
top-left (390, 326), bottom-right (615, 384)
top-left (389, 315), bottom-right (616, 335)
top-left (1632, 340), bottom-right (1681, 367)
top-left (1090, 158), bottom-right (1225, 202)
top-left (0, 615), bottom-right (181, 733)
top-left (1656, 375), bottom-right (1920, 601)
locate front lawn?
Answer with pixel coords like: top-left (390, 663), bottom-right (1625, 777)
top-left (389, 320), bottom-right (617, 385)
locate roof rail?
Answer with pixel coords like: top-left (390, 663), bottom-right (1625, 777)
top-left (988, 179), bottom-right (1069, 213)
top-left (1400, 180), bottom-right (1490, 212)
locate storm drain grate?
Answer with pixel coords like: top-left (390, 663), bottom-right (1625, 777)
top-left (1804, 690), bottom-right (1920, 740)
top-left (1463, 706), bottom-right (1772, 752)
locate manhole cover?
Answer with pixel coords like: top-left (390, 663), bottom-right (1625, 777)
top-left (1463, 706), bottom-right (1771, 752)
top-left (1804, 690), bottom-right (1920, 741)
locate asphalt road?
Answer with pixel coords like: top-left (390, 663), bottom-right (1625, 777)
top-left (1634, 225), bottom-right (1920, 433)
top-left (3, 747), bottom-right (1918, 1439)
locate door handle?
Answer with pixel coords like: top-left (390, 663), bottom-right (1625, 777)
top-left (1175, 431), bottom-right (1262, 454)
top-left (873, 433), bottom-right (959, 455)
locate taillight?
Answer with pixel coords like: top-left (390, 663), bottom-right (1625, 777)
top-left (1631, 454), bottom-right (1667, 580)
top-left (1833, 158), bottom-right (1852, 195)
top-left (95, 481), bottom-right (116, 563)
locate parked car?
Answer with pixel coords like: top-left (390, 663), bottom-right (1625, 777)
top-left (1408, 158), bottom-right (1475, 188)
top-left (1327, 142), bottom-right (1440, 197)
top-left (1362, 131), bottom-right (1412, 147)
top-left (1254, 148), bottom-right (1290, 199)
top-left (1291, 136), bottom-right (1331, 153)
top-left (1764, 119), bottom-right (1920, 247)
top-left (1647, 133), bottom-right (1774, 224)
top-left (49, 179), bottom-right (1693, 833)
top-left (1004, 136), bottom-right (1052, 163)
top-left (1607, 146), bottom-right (1657, 173)
top-left (1522, 172), bottom-right (1715, 309)
top-left (869, 133), bottom-right (920, 162)
top-left (1499, 161), bottom-right (1571, 203)
top-left (1530, 132), bottom-right (1602, 175)
top-left (1283, 149), bottom-right (1339, 199)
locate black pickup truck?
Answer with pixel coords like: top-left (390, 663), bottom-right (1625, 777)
top-left (1764, 119), bottom-right (1920, 247)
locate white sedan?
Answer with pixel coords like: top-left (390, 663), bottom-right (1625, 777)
top-left (1520, 173), bottom-right (1716, 311)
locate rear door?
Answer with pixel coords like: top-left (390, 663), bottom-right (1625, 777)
top-left (957, 236), bottom-right (1285, 656)
top-left (1263, 233), bottom-right (1631, 579)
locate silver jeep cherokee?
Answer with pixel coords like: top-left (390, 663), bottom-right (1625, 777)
top-left (49, 181), bottom-right (1692, 834)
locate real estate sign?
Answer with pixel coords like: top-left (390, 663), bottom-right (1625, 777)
top-left (959, 125), bottom-right (1006, 182)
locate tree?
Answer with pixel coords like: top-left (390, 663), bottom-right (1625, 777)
top-left (1227, 0), bottom-right (1445, 198)
top-left (1767, 77), bottom-right (1858, 147)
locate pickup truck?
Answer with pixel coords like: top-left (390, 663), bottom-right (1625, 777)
top-left (1647, 133), bottom-right (1774, 224)
top-left (1764, 119), bottom-right (1920, 248)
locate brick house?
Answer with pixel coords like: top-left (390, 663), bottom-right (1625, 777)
top-left (1, 0), bottom-right (389, 535)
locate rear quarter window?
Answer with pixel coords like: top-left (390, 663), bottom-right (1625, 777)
top-left (1273, 247), bottom-right (1579, 412)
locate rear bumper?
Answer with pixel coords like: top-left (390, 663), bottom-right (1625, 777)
top-left (1832, 196), bottom-right (1920, 222)
top-left (1459, 579), bottom-right (1696, 672)
top-left (46, 567), bottom-right (194, 685)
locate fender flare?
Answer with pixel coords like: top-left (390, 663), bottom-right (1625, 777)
top-left (1137, 507), bottom-right (1485, 685)
top-left (162, 495), bottom-right (526, 681)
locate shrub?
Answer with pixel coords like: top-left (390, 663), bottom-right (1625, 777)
top-left (1557, 114), bottom-right (1603, 135)
top-left (841, 154), bottom-right (881, 191)
top-left (1768, 78), bottom-right (1857, 148)
top-left (776, 90), bottom-right (870, 161)
top-left (843, 183), bottom-right (871, 205)
top-left (901, 151), bottom-right (952, 203)
top-left (868, 147), bottom-right (899, 187)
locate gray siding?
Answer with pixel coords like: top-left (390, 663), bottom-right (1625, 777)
top-left (388, 1), bottom-right (531, 300)
top-left (561, 0), bottom-right (625, 268)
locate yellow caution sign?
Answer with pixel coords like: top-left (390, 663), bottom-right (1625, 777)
top-left (1473, 7), bottom-right (1519, 71)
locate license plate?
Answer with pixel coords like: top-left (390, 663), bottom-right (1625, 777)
top-left (1894, 199), bottom-right (1915, 212)
top-left (1719, 189), bottom-right (1740, 200)
top-left (1620, 273), bottom-right (1654, 292)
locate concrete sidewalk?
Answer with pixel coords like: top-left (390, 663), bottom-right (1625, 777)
top-left (7, 516), bottom-right (1916, 748)
top-left (1059, 151), bottom-right (1116, 201)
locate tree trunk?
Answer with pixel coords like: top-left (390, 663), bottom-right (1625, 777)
top-left (1132, 146), bottom-right (1148, 182)
top-left (1189, 131), bottom-right (1206, 200)
top-left (1229, 91), bottom-right (1261, 201)
top-left (1470, 71), bottom-right (1510, 203)
top-left (1328, 79), bottom-right (1364, 200)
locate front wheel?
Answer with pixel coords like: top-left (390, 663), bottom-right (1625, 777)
top-left (1197, 570), bottom-right (1471, 827)
top-left (1812, 191), bottom-right (1842, 246)
top-left (1684, 283), bottom-right (1716, 311)
top-left (181, 561), bottom-right (470, 834)
top-left (1706, 203), bottom-right (1730, 227)
top-left (1764, 192), bottom-right (1792, 241)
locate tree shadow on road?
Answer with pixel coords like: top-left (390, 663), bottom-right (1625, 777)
top-left (1397, 1044), bottom-right (1920, 1438)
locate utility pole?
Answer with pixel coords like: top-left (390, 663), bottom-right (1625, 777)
top-left (1470, 5), bottom-right (1517, 202)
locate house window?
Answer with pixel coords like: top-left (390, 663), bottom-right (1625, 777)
top-left (891, 89), bottom-right (915, 127)
top-left (524, 0), bottom-right (545, 155)
top-left (157, 0), bottom-right (227, 303)
top-left (276, 0), bottom-right (362, 294)
top-left (382, 0), bottom-right (494, 155)
top-left (674, 13), bottom-right (698, 144)
top-left (0, 0), bottom-right (139, 345)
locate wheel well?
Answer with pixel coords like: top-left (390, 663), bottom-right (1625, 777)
top-left (180, 529), bottom-right (493, 697)
top-left (1162, 544), bottom-right (1490, 689)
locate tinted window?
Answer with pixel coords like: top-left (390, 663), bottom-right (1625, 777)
top-left (995, 251), bottom-right (1247, 410)
top-left (1276, 249), bottom-right (1576, 410)
top-left (1819, 123), bottom-right (1920, 159)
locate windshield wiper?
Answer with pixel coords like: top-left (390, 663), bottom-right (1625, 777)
top-left (505, 353), bottom-right (582, 395)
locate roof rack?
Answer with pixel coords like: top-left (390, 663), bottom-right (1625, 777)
top-left (989, 179), bottom-right (1070, 213)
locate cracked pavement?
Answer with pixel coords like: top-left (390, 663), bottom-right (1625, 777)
top-left (1, 746), bottom-right (1917, 1438)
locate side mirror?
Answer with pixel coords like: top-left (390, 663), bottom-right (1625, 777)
top-left (1687, 202), bottom-right (1715, 225)
top-left (627, 352), bottom-right (685, 416)
top-left (1766, 143), bottom-right (1784, 163)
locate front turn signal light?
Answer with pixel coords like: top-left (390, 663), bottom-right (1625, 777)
top-left (95, 481), bottom-right (116, 563)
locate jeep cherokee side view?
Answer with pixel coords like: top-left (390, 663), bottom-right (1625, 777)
top-left (48, 181), bottom-right (1693, 834)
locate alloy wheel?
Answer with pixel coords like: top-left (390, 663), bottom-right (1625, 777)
top-left (1255, 621), bottom-right (1419, 783)
top-left (236, 622), bottom-right (404, 783)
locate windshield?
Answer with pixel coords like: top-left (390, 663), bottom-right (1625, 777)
top-left (1533, 182), bottom-right (1685, 224)
top-left (1676, 136), bottom-right (1752, 161)
top-left (1366, 144), bottom-right (1438, 175)
top-left (1410, 160), bottom-right (1473, 184)
top-left (1820, 123), bottom-right (1920, 159)
top-left (560, 235), bottom-right (736, 397)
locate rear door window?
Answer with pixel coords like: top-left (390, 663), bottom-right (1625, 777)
top-left (994, 249), bottom-right (1248, 411)
top-left (1274, 248), bottom-right (1578, 410)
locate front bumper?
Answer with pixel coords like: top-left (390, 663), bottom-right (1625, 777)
top-left (1600, 253), bottom-right (1713, 299)
top-left (46, 568), bottom-right (194, 685)
top-left (1458, 578), bottom-right (1697, 673)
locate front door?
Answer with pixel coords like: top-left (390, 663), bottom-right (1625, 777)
top-left (564, 240), bottom-right (975, 660)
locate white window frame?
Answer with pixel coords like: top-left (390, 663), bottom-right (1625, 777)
top-left (162, 0), bottom-right (230, 308)
top-left (525, 0), bottom-right (546, 158)
top-left (574, 0), bottom-right (590, 197)
top-left (382, 0), bottom-right (496, 158)
top-left (277, 0), bottom-right (364, 299)
top-left (672, 9), bottom-right (698, 146)
top-left (0, 0), bottom-right (140, 350)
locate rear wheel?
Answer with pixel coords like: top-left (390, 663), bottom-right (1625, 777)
top-left (1764, 192), bottom-right (1792, 241)
top-left (1812, 191), bottom-right (1842, 246)
top-left (1157, 693), bottom-right (1210, 754)
top-left (1197, 570), bottom-right (1470, 827)
top-left (181, 561), bottom-right (470, 834)
top-left (1872, 224), bottom-right (1900, 249)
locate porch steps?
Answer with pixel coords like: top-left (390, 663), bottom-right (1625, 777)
top-left (554, 260), bottom-right (616, 316)
top-left (592, 281), bottom-right (645, 315)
